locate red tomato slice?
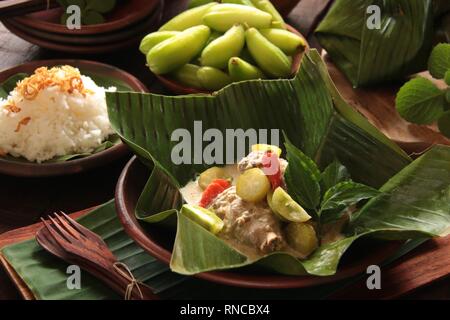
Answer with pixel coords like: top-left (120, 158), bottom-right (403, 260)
top-left (262, 151), bottom-right (282, 190)
top-left (199, 179), bottom-right (231, 208)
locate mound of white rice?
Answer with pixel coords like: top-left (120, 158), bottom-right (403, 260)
top-left (0, 66), bottom-right (115, 163)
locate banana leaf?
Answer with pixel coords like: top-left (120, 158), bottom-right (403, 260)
top-left (106, 49), bottom-right (450, 276)
top-left (108, 50), bottom-right (409, 188)
top-left (315, 0), bottom-right (448, 87)
top-left (170, 146), bottom-right (450, 276)
top-left (0, 69), bottom-right (130, 163)
top-left (0, 200), bottom-right (186, 300)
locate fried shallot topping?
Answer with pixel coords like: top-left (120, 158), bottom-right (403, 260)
top-left (15, 117), bottom-right (31, 132)
top-left (15, 66), bottom-right (92, 100)
top-left (4, 103), bottom-right (21, 114)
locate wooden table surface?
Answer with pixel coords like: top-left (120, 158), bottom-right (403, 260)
top-left (0, 0), bottom-right (448, 300)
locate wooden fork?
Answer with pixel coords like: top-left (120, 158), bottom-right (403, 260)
top-left (36, 212), bottom-right (158, 300)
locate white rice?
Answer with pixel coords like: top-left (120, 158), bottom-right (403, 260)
top-left (0, 69), bottom-right (115, 163)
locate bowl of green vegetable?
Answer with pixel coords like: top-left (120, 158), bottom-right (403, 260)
top-left (8, 0), bottom-right (159, 35)
top-left (140, 1), bottom-right (308, 94)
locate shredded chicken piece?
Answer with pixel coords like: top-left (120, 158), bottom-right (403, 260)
top-left (209, 187), bottom-right (285, 253)
top-left (238, 150), bottom-right (288, 174)
top-left (15, 117), bottom-right (31, 132)
top-left (15, 66), bottom-right (93, 100)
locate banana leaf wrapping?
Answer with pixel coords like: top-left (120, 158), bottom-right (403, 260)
top-left (315, 0), bottom-right (450, 87)
top-left (106, 50), bottom-right (450, 276)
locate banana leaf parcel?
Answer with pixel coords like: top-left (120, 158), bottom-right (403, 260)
top-left (315, 0), bottom-right (450, 87)
top-left (106, 50), bottom-right (450, 276)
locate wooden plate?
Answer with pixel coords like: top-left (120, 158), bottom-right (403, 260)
top-left (3, 3), bottom-right (163, 46)
top-left (1, 1), bottom-right (164, 54)
top-left (0, 60), bottom-right (148, 177)
top-left (6, 0), bottom-right (160, 35)
top-left (115, 156), bottom-right (402, 289)
top-left (326, 55), bottom-right (450, 155)
top-left (155, 24), bottom-right (308, 95)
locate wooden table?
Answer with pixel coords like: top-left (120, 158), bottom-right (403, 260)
top-left (0, 0), bottom-right (449, 300)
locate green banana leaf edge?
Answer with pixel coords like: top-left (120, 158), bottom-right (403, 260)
top-left (106, 49), bottom-right (450, 276)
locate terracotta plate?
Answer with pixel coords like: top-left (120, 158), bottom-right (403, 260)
top-left (155, 24), bottom-right (308, 95)
top-left (0, 60), bottom-right (148, 177)
top-left (1, 1), bottom-right (164, 54)
top-left (3, 3), bottom-right (163, 46)
top-left (115, 156), bottom-right (402, 289)
top-left (6, 0), bottom-right (160, 35)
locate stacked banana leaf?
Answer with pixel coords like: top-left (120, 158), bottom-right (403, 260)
top-left (106, 50), bottom-right (450, 277)
top-left (316, 0), bottom-right (450, 87)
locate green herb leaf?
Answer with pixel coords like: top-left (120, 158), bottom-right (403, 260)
top-left (82, 10), bottom-right (105, 25)
top-left (321, 160), bottom-right (350, 192)
top-left (428, 43), bottom-right (450, 79)
top-left (396, 77), bottom-right (446, 124)
top-left (85, 0), bottom-right (116, 14)
top-left (445, 70), bottom-right (450, 86)
top-left (320, 181), bottom-right (381, 221)
top-left (438, 110), bottom-right (450, 138)
top-left (284, 140), bottom-right (321, 209)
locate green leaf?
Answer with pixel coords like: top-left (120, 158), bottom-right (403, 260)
top-left (321, 160), bottom-right (350, 192)
top-left (82, 10), bottom-right (105, 25)
top-left (428, 43), bottom-right (450, 79)
top-left (396, 77), bottom-right (446, 124)
top-left (438, 110), bottom-right (450, 138)
top-left (170, 146), bottom-right (450, 276)
top-left (85, 0), bottom-right (116, 13)
top-left (351, 146), bottom-right (450, 239)
top-left (284, 139), bottom-right (321, 209)
top-left (316, 0), bottom-right (435, 87)
top-left (136, 165), bottom-right (181, 225)
top-left (107, 50), bottom-right (419, 276)
top-left (108, 50), bottom-right (410, 192)
top-left (320, 181), bottom-right (381, 221)
top-left (445, 70), bottom-right (450, 85)
top-left (0, 73), bottom-right (28, 99)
